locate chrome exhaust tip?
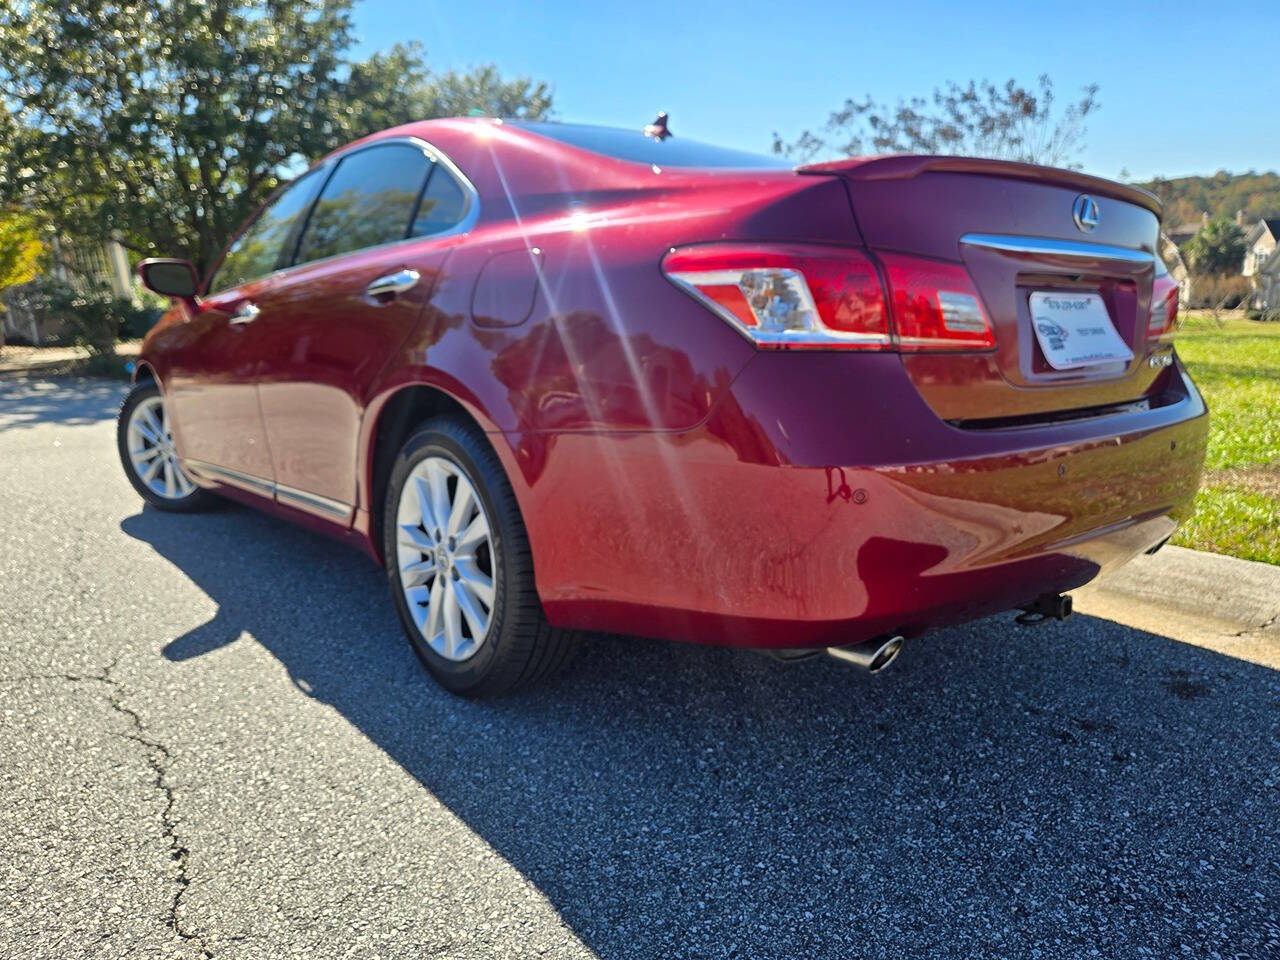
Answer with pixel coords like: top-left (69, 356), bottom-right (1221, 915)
top-left (826, 634), bottom-right (905, 674)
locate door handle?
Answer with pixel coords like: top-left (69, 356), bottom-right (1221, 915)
top-left (365, 269), bottom-right (420, 300)
top-left (229, 302), bottom-right (261, 325)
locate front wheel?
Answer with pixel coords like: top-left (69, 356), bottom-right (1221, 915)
top-left (383, 417), bottom-right (578, 696)
top-left (117, 382), bottom-right (214, 512)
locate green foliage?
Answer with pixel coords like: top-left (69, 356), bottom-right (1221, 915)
top-left (425, 63), bottom-right (552, 123)
top-left (5, 277), bottom-right (152, 355)
top-left (1175, 314), bottom-right (1280, 471)
top-left (1175, 487), bottom-right (1280, 566)
top-left (339, 43), bottom-right (551, 140)
top-left (0, 0), bottom-right (358, 275)
top-left (1170, 315), bottom-right (1280, 564)
top-left (1138, 170), bottom-right (1280, 225)
top-left (0, 3), bottom-right (553, 276)
top-left (0, 207), bottom-right (44, 294)
top-left (774, 75), bottom-right (1099, 168)
top-left (1183, 217), bottom-right (1248, 277)
top-left (340, 42), bottom-right (434, 139)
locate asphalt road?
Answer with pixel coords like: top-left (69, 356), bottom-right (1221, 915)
top-left (2, 374), bottom-right (1278, 959)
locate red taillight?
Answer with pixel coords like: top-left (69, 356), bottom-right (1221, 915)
top-left (1148, 273), bottom-right (1180, 340)
top-left (662, 244), bottom-right (890, 349)
top-left (663, 244), bottom-right (995, 352)
top-left (877, 252), bottom-right (996, 351)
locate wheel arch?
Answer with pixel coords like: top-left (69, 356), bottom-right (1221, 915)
top-left (360, 377), bottom-right (519, 566)
top-left (131, 360), bottom-right (159, 387)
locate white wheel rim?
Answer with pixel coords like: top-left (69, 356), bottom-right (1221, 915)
top-left (395, 455), bottom-right (496, 662)
top-left (126, 395), bottom-right (195, 500)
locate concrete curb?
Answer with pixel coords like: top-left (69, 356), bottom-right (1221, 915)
top-left (1074, 545), bottom-right (1280, 667)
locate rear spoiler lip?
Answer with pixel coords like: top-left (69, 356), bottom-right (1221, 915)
top-left (795, 154), bottom-right (1163, 219)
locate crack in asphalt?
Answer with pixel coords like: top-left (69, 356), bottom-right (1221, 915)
top-left (3, 660), bottom-right (214, 958)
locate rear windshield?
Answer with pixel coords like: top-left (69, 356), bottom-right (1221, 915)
top-left (509, 121), bottom-right (793, 170)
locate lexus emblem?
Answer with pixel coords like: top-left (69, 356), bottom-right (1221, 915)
top-left (1072, 194), bottom-right (1100, 232)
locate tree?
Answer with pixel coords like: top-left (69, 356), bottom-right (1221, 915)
top-left (0, 206), bottom-right (44, 345)
top-left (0, 0), bottom-right (359, 275)
top-left (774, 75), bottom-right (1099, 169)
top-left (338, 43), bottom-right (552, 140)
top-left (1183, 217), bottom-right (1248, 276)
top-left (423, 64), bottom-right (552, 123)
top-left (0, 3), bottom-right (553, 275)
top-left (0, 209), bottom-right (43, 293)
top-left (1137, 170), bottom-right (1280, 226)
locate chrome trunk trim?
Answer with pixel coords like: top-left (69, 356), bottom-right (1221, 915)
top-left (960, 233), bottom-right (1154, 264)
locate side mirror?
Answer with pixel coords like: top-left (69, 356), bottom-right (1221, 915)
top-left (137, 258), bottom-right (199, 299)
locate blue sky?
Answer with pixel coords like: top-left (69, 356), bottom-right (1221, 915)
top-left (353, 0), bottom-right (1280, 181)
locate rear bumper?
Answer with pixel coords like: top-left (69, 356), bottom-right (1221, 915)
top-left (512, 352), bottom-right (1207, 648)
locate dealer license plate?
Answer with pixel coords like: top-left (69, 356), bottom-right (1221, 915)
top-left (1029, 292), bottom-right (1133, 370)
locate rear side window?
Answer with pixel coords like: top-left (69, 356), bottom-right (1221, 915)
top-left (411, 165), bottom-right (470, 236)
top-left (209, 171), bottom-right (323, 294)
top-left (508, 121), bottom-right (793, 170)
top-left (295, 144), bottom-right (432, 264)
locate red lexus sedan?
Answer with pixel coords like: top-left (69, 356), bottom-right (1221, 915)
top-left (120, 118), bottom-right (1208, 695)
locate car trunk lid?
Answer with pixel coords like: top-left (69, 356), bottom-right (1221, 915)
top-left (799, 156), bottom-right (1171, 423)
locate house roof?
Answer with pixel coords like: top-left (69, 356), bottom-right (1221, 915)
top-left (1166, 222), bottom-right (1202, 243)
top-left (1246, 218), bottom-right (1280, 245)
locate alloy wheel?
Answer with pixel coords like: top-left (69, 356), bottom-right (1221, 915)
top-left (395, 455), bottom-right (496, 662)
top-left (125, 395), bottom-right (195, 500)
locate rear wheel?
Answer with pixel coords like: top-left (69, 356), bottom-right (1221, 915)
top-left (117, 382), bottom-right (214, 512)
top-left (384, 417), bottom-right (577, 696)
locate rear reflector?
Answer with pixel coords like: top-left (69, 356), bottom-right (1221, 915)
top-left (1148, 273), bottom-right (1180, 340)
top-left (663, 243), bottom-right (996, 351)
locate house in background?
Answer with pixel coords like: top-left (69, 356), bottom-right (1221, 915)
top-left (1242, 218), bottom-right (1280, 280)
top-left (1243, 219), bottom-right (1280, 313)
top-left (1164, 211), bottom-right (1208, 249)
top-left (1251, 244), bottom-right (1280, 317)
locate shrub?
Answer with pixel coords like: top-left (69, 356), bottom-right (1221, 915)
top-left (1187, 274), bottom-right (1252, 310)
top-left (6, 278), bottom-right (152, 356)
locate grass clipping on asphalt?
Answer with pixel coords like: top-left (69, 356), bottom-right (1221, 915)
top-left (1173, 313), bottom-right (1280, 565)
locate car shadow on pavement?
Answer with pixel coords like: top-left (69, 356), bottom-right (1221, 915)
top-left (0, 375), bottom-right (126, 430)
top-left (122, 504), bottom-right (1280, 959)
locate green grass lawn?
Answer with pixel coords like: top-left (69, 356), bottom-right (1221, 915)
top-left (1171, 313), bottom-right (1280, 564)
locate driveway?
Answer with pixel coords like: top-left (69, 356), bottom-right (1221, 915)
top-left (1, 375), bottom-right (1277, 959)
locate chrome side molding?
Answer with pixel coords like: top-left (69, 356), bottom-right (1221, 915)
top-left (960, 233), bottom-right (1154, 264)
top-left (275, 483), bottom-right (352, 521)
top-left (181, 459), bottom-right (352, 522)
top-left (184, 459), bottom-right (275, 496)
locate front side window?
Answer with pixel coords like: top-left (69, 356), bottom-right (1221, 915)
top-left (295, 144), bottom-right (432, 264)
top-left (209, 171), bottom-right (323, 294)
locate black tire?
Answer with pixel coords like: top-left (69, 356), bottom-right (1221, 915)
top-left (117, 381), bottom-right (216, 512)
top-left (383, 416), bottom-right (578, 696)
